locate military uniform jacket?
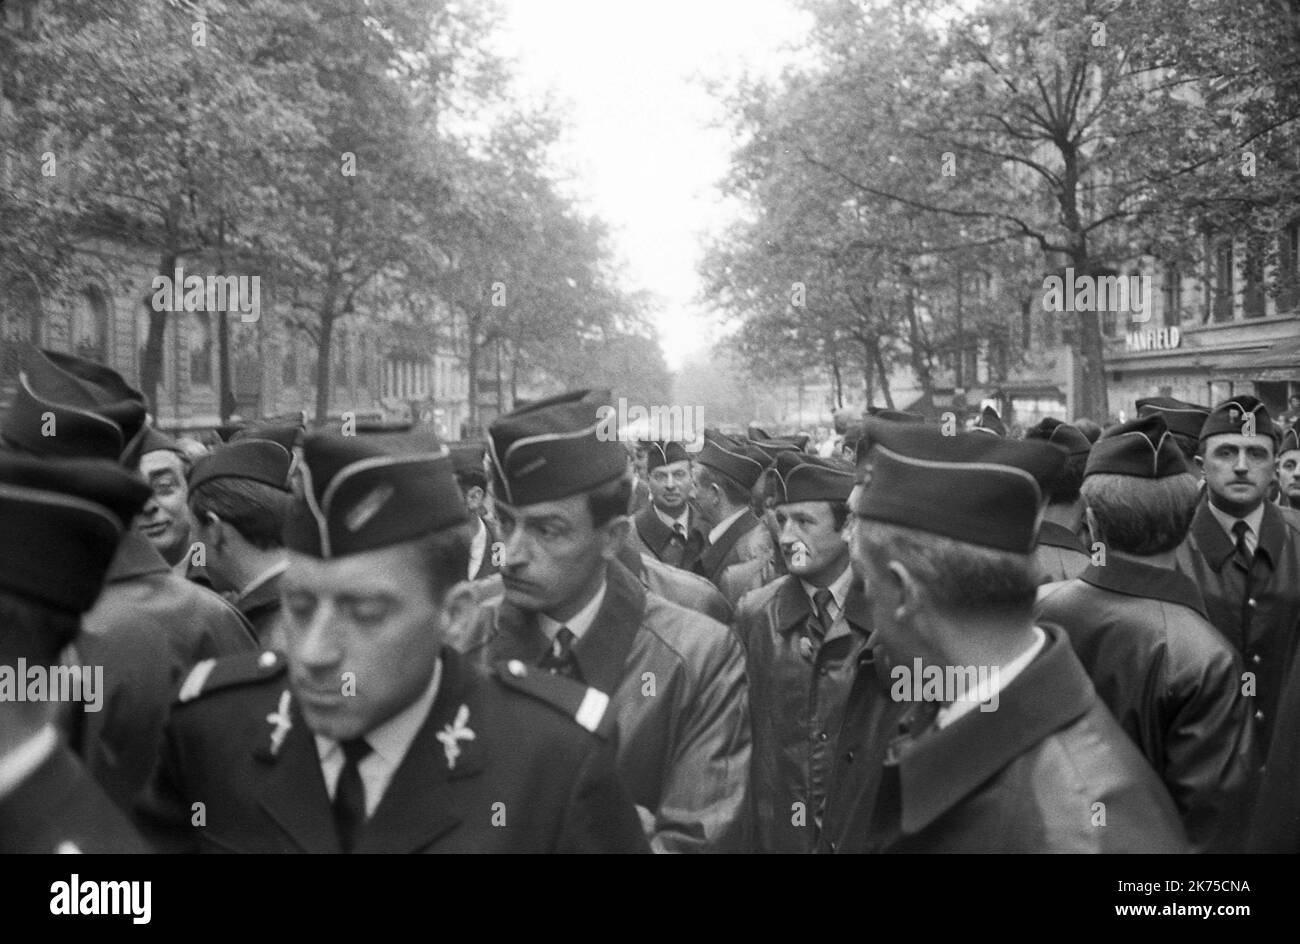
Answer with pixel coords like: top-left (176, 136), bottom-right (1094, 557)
top-left (1175, 501), bottom-right (1300, 757)
top-left (72, 531), bottom-right (256, 812)
top-left (0, 742), bottom-right (149, 854)
top-left (821, 626), bottom-right (1188, 853)
top-left (1249, 631), bottom-right (1300, 852)
top-left (718, 553), bottom-right (780, 609)
top-left (135, 647), bottom-right (648, 853)
top-left (452, 558), bottom-right (751, 853)
top-left (695, 509), bottom-right (771, 586)
top-left (617, 543), bottom-right (733, 624)
top-left (632, 504), bottom-right (706, 572)
top-left (1033, 520), bottom-right (1091, 584)
top-left (238, 571), bottom-right (285, 650)
top-left (734, 574), bottom-right (872, 853)
top-left (1036, 559), bottom-right (1256, 852)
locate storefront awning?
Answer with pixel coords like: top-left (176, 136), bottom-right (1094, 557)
top-left (1211, 336), bottom-right (1300, 381)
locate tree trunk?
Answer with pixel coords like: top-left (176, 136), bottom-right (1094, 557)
top-left (901, 266), bottom-right (934, 403)
top-left (314, 275), bottom-right (338, 425)
top-left (873, 341), bottom-right (895, 409)
top-left (215, 229), bottom-right (234, 423)
top-left (140, 251), bottom-right (178, 418)
top-left (830, 358), bottom-right (843, 408)
top-left (862, 338), bottom-right (875, 406)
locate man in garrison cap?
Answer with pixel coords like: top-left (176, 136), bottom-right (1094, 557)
top-left (1276, 426), bottom-right (1300, 511)
top-left (690, 430), bottom-right (774, 587)
top-left (0, 348), bottom-right (254, 812)
top-left (136, 432), bottom-right (646, 853)
top-left (971, 404), bottom-right (1007, 437)
top-left (448, 442), bottom-right (502, 581)
top-left (819, 420), bottom-right (1186, 853)
top-left (450, 390), bottom-right (751, 852)
top-left (714, 437), bottom-right (804, 609)
top-left (629, 440), bottom-right (706, 571)
top-left (1024, 418), bottom-right (1093, 583)
top-left (1036, 415), bottom-right (1255, 852)
top-left (0, 453), bottom-right (152, 852)
top-left (188, 439), bottom-right (296, 648)
top-left (1136, 396), bottom-right (1210, 464)
top-left (1174, 395), bottom-right (1300, 764)
top-left (732, 452), bottom-right (872, 853)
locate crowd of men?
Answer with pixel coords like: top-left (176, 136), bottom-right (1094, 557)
top-left (2, 344), bottom-right (1299, 853)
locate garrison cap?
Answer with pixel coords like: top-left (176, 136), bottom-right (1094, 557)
top-left (284, 432), bottom-right (467, 559)
top-left (1135, 396), bottom-right (1210, 441)
top-left (1199, 395), bottom-right (1277, 444)
top-left (137, 426), bottom-right (186, 459)
top-left (769, 452), bottom-right (854, 505)
top-left (0, 348), bottom-right (148, 464)
top-left (855, 419), bottom-right (1063, 554)
top-left (487, 389), bottom-right (627, 507)
top-left (695, 429), bottom-right (767, 490)
top-left (1025, 417), bottom-right (1092, 457)
top-left (1281, 426), bottom-right (1300, 455)
top-left (746, 437), bottom-right (802, 464)
top-left (230, 423), bottom-right (304, 454)
top-left (642, 441), bottom-right (690, 472)
top-left (972, 405), bottom-right (1007, 437)
top-left (867, 407), bottom-right (925, 424)
top-left (1085, 414), bottom-right (1189, 479)
top-left (449, 442), bottom-right (488, 489)
top-left (0, 452), bottom-right (151, 615)
top-left (189, 439), bottom-right (294, 492)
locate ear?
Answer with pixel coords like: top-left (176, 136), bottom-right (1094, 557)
top-left (438, 581), bottom-right (480, 640)
top-left (1083, 505), bottom-right (1100, 546)
top-left (599, 515), bottom-right (632, 560)
top-left (885, 560), bottom-right (920, 623)
top-left (198, 511), bottom-right (225, 550)
top-left (1194, 454), bottom-right (1204, 472)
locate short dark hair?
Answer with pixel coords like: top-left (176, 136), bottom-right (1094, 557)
top-left (1047, 455), bottom-right (1086, 504)
top-left (412, 525), bottom-right (472, 602)
top-left (454, 468), bottom-right (486, 493)
top-left (586, 472), bottom-right (633, 528)
top-left (0, 588), bottom-right (78, 667)
top-left (190, 478), bottom-right (294, 549)
top-left (694, 464), bottom-right (750, 507)
top-left (1081, 473), bottom-right (1200, 555)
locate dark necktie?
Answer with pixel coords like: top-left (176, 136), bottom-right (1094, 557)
top-left (673, 522), bottom-right (688, 542)
top-left (333, 737), bottom-right (373, 854)
top-left (538, 626), bottom-right (583, 682)
top-left (811, 588), bottom-right (835, 638)
top-left (1232, 520), bottom-right (1254, 570)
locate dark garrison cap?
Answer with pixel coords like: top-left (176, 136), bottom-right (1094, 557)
top-left (1199, 395), bottom-right (1277, 443)
top-left (189, 439), bottom-right (294, 493)
top-left (695, 430), bottom-right (768, 490)
top-left (855, 419), bottom-right (1064, 554)
top-left (0, 348), bottom-right (148, 464)
top-left (643, 441), bottom-right (690, 472)
top-left (867, 407), bottom-right (925, 424)
top-left (487, 389), bottom-right (627, 507)
top-left (0, 452), bottom-right (151, 615)
top-left (230, 423), bottom-right (304, 455)
top-left (973, 405), bottom-right (1007, 437)
top-left (284, 433), bottom-right (467, 559)
top-left (449, 442), bottom-right (488, 489)
top-left (1135, 396), bottom-right (1210, 442)
top-left (1281, 426), bottom-right (1300, 455)
top-left (1024, 417), bottom-right (1092, 457)
top-left (1085, 414), bottom-right (1189, 479)
top-left (769, 452), bottom-right (855, 505)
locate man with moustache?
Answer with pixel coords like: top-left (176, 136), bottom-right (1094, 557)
top-left (451, 390), bottom-right (750, 853)
top-left (135, 429), bottom-right (201, 574)
top-left (819, 420), bottom-right (1185, 852)
top-left (733, 452), bottom-right (869, 853)
top-left (1277, 426), bottom-right (1300, 511)
top-left (136, 432), bottom-right (646, 853)
top-left (630, 440), bottom-right (705, 571)
top-left (1176, 396), bottom-right (1300, 764)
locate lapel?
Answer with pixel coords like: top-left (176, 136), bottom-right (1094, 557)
top-left (772, 576), bottom-right (813, 637)
top-left (1037, 520), bottom-right (1085, 552)
top-left (571, 560), bottom-right (645, 695)
top-left (635, 505), bottom-right (675, 558)
top-left (1189, 501), bottom-right (1236, 572)
top-left (698, 510), bottom-right (759, 579)
top-left (356, 649), bottom-right (481, 853)
top-left (256, 696), bottom-right (341, 853)
top-left (1080, 558), bottom-right (1208, 618)
top-left (894, 626), bottom-right (1095, 837)
top-left (1256, 502), bottom-right (1285, 569)
top-left (240, 572), bottom-right (282, 621)
top-left (842, 581), bottom-right (873, 636)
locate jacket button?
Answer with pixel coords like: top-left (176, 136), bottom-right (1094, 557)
top-left (1252, 654), bottom-right (1262, 664)
top-left (828, 840), bottom-right (837, 852)
top-left (819, 732), bottom-right (829, 741)
top-left (1255, 710), bottom-right (1265, 722)
top-left (1248, 598), bottom-right (1257, 608)
top-left (845, 750), bottom-right (855, 763)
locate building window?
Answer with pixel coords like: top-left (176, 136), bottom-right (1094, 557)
top-left (1243, 234), bottom-right (1266, 319)
top-left (357, 336), bottom-right (368, 386)
top-left (1161, 263), bottom-right (1180, 327)
top-left (72, 285), bottom-right (109, 363)
top-left (1213, 241), bottom-right (1234, 322)
top-left (1280, 222), bottom-right (1300, 312)
top-left (1, 276), bottom-right (40, 381)
top-left (332, 328), bottom-right (347, 388)
top-left (189, 312), bottom-right (213, 386)
top-left (282, 333), bottom-right (297, 386)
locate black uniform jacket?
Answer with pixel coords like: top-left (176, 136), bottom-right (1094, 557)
top-left (1250, 630), bottom-right (1300, 852)
top-left (632, 504), bottom-right (706, 571)
top-left (1036, 559), bottom-right (1256, 852)
top-left (616, 542), bottom-right (733, 624)
top-left (1175, 501), bottom-right (1300, 758)
top-left (734, 573), bottom-right (872, 852)
top-left (0, 742), bottom-right (149, 854)
top-left (695, 509), bottom-right (770, 586)
top-left (453, 558), bottom-right (751, 853)
top-left (1033, 520), bottom-right (1091, 584)
top-left (819, 625), bottom-right (1188, 853)
top-left (135, 647), bottom-right (648, 853)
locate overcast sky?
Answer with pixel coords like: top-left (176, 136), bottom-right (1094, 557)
top-left (494, 0), bottom-right (813, 371)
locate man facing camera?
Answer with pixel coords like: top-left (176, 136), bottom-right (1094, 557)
top-left (136, 433), bottom-right (647, 853)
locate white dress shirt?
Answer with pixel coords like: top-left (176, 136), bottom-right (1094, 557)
top-left (466, 516), bottom-right (488, 579)
top-left (800, 564), bottom-right (854, 640)
top-left (315, 659), bottom-right (442, 818)
top-left (708, 507), bottom-right (749, 546)
top-left (935, 626), bottom-right (1047, 729)
top-left (1207, 501), bottom-right (1265, 557)
top-left (538, 578), bottom-right (607, 643)
top-left (654, 504), bottom-right (691, 538)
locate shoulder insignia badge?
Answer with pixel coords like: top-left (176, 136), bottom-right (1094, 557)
top-left (492, 660), bottom-right (610, 734)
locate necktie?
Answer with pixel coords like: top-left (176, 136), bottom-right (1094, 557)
top-left (1232, 520), bottom-right (1254, 569)
top-left (538, 626), bottom-right (583, 682)
top-left (333, 737), bottom-right (373, 853)
top-left (811, 588), bottom-right (834, 638)
top-left (673, 523), bottom-right (688, 542)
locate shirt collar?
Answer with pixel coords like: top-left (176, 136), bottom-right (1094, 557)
top-left (467, 516), bottom-right (488, 577)
top-left (538, 577), bottom-right (608, 643)
top-left (800, 563), bottom-right (853, 619)
top-left (653, 504), bottom-right (690, 532)
top-left (1207, 500), bottom-right (1265, 544)
top-left (708, 506), bottom-right (749, 545)
top-left (0, 724), bottom-right (58, 803)
top-left (935, 626), bottom-right (1046, 729)
top-left (235, 558), bottom-right (289, 605)
top-left (315, 657), bottom-right (442, 772)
